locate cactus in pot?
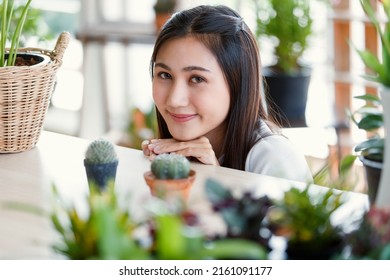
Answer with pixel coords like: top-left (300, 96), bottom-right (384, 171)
top-left (151, 153), bottom-right (190, 179)
top-left (84, 139), bottom-right (119, 191)
top-left (144, 153), bottom-right (195, 200)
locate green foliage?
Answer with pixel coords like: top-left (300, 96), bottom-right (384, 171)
top-left (151, 153), bottom-right (190, 179)
top-left (0, 0), bottom-right (53, 67)
top-left (0, 0), bottom-right (32, 66)
top-left (51, 183), bottom-right (150, 260)
top-left (51, 181), bottom-right (268, 260)
top-left (253, 0), bottom-right (317, 74)
top-left (349, 94), bottom-right (384, 161)
top-left (205, 178), bottom-right (272, 249)
top-left (355, 0), bottom-right (390, 87)
top-left (268, 185), bottom-right (344, 244)
top-left (313, 154), bottom-right (358, 191)
top-left (85, 139), bottom-right (118, 164)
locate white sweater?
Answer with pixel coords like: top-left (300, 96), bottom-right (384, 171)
top-left (245, 123), bottom-right (313, 184)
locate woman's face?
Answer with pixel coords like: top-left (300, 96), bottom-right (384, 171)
top-left (152, 36), bottom-right (230, 142)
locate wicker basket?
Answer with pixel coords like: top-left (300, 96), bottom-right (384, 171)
top-left (0, 32), bottom-right (70, 153)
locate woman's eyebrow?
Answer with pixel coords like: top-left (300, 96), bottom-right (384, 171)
top-left (183, 66), bottom-right (211, 72)
top-left (154, 62), bottom-right (211, 72)
top-left (154, 62), bottom-right (171, 70)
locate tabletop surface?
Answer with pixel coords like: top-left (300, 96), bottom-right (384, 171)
top-left (0, 131), bottom-right (369, 259)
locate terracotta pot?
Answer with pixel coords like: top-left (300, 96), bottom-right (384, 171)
top-left (143, 169), bottom-right (196, 200)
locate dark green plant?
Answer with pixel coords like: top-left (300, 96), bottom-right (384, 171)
top-left (350, 94), bottom-right (384, 161)
top-left (205, 178), bottom-right (272, 249)
top-left (354, 0), bottom-right (390, 87)
top-left (85, 139), bottom-right (118, 164)
top-left (153, 0), bottom-right (177, 13)
top-left (267, 184), bottom-right (345, 259)
top-left (151, 153), bottom-right (190, 179)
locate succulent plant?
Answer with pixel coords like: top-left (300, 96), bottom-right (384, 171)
top-left (85, 139), bottom-right (118, 164)
top-left (151, 153), bottom-right (190, 179)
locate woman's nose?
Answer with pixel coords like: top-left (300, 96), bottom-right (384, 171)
top-left (166, 79), bottom-right (189, 107)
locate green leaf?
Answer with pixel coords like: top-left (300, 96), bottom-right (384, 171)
top-left (93, 200), bottom-right (148, 260)
top-left (355, 48), bottom-right (385, 78)
top-left (7, 0), bottom-right (32, 66)
top-left (357, 114), bottom-right (383, 131)
top-left (354, 137), bottom-right (384, 153)
top-left (339, 155), bottom-right (357, 176)
top-left (205, 178), bottom-right (233, 204)
top-left (202, 239), bottom-right (267, 260)
top-left (354, 94), bottom-right (381, 105)
top-left (155, 214), bottom-right (186, 259)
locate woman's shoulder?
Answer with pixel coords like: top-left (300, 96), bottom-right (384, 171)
top-left (246, 126), bottom-right (313, 183)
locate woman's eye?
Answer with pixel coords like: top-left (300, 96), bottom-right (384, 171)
top-left (158, 72), bottom-right (171, 79)
top-left (190, 76), bottom-right (204, 84)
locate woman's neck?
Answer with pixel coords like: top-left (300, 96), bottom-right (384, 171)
top-left (204, 122), bottom-right (227, 160)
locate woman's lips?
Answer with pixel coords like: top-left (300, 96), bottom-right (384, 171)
top-left (169, 112), bottom-right (197, 123)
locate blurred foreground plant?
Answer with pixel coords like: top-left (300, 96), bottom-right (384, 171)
top-left (51, 181), bottom-right (267, 260)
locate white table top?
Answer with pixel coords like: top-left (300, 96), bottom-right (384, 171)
top-left (0, 131), bottom-right (369, 259)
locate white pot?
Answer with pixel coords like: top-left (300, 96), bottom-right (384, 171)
top-left (376, 86), bottom-right (390, 208)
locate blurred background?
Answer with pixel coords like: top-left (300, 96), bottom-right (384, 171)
top-left (22, 0), bottom-right (378, 191)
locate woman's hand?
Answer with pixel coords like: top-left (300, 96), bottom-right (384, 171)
top-left (141, 137), bottom-right (219, 165)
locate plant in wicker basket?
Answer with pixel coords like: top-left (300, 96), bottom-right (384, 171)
top-left (0, 0), bottom-right (70, 153)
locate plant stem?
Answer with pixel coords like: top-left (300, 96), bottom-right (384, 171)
top-left (7, 0), bottom-right (32, 66)
top-left (0, 0), bottom-right (9, 66)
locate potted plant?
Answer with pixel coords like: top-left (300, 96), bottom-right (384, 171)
top-left (345, 206), bottom-right (390, 259)
top-left (353, 0), bottom-right (390, 207)
top-left (0, 0), bottom-right (69, 153)
top-left (350, 94), bottom-right (384, 205)
top-left (267, 185), bottom-right (345, 259)
top-left (51, 179), bottom-right (268, 260)
top-left (143, 153), bottom-right (196, 201)
top-left (253, 0), bottom-right (324, 127)
top-left (205, 178), bottom-right (273, 250)
top-left (153, 0), bottom-right (177, 32)
top-left (84, 139), bottom-right (119, 191)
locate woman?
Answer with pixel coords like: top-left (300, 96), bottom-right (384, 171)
top-left (142, 5), bottom-right (313, 183)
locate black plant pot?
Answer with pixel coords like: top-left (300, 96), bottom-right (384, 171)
top-left (84, 160), bottom-right (119, 191)
top-left (359, 156), bottom-right (383, 206)
top-left (263, 66), bottom-right (311, 127)
top-left (4, 52), bottom-right (51, 67)
top-left (286, 237), bottom-right (344, 260)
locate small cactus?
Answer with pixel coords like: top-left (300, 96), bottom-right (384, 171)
top-left (151, 153), bottom-right (190, 179)
top-left (85, 139), bottom-right (118, 164)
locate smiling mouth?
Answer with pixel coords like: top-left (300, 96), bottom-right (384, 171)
top-left (169, 112), bottom-right (197, 123)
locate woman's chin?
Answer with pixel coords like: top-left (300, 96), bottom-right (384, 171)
top-left (171, 133), bottom-right (198, 142)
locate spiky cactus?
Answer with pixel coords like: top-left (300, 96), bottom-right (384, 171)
top-left (85, 139), bottom-right (118, 164)
top-left (151, 153), bottom-right (190, 179)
